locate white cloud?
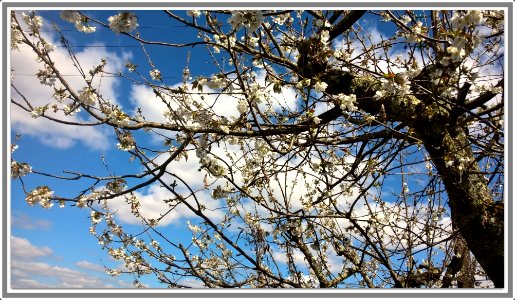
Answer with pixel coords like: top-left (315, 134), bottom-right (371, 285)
top-left (10, 14), bottom-right (131, 150)
top-left (10, 236), bottom-right (52, 259)
top-left (11, 260), bottom-right (115, 288)
top-left (10, 235), bottom-right (130, 289)
top-left (107, 183), bottom-right (194, 226)
top-left (75, 260), bottom-right (105, 272)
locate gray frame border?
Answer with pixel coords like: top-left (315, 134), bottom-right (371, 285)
top-left (2, 1), bottom-right (512, 299)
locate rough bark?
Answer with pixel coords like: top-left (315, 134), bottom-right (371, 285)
top-left (310, 67), bottom-right (504, 288)
top-left (420, 125), bottom-right (504, 288)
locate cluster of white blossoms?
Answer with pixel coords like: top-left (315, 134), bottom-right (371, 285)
top-left (450, 10), bottom-right (483, 30)
top-left (195, 135), bottom-right (227, 177)
top-left (200, 155), bottom-right (227, 177)
top-left (375, 67), bottom-right (421, 99)
top-left (10, 21), bottom-right (24, 50)
top-left (228, 10), bottom-right (263, 33)
top-left (22, 12), bottom-right (43, 32)
top-left (295, 78), bottom-right (311, 89)
top-left (334, 93), bottom-right (357, 112)
top-left (187, 10), bottom-right (201, 18)
top-left (30, 106), bottom-right (47, 118)
top-left (248, 82), bottom-right (267, 104)
top-left (319, 30), bottom-right (331, 45)
top-left (106, 178), bottom-right (127, 193)
top-left (107, 108), bottom-right (131, 127)
top-left (245, 35), bottom-right (260, 48)
top-left (78, 87), bottom-right (97, 106)
top-left (36, 66), bottom-right (57, 86)
top-left (63, 104), bottom-right (81, 116)
top-left (444, 153), bottom-right (471, 173)
top-left (211, 183), bottom-right (234, 199)
top-left (90, 211), bottom-right (102, 224)
top-left (39, 40), bottom-right (56, 53)
top-left (271, 12), bottom-right (293, 26)
top-left (149, 69), bottom-right (161, 81)
top-left (314, 81), bottom-right (328, 93)
top-left (60, 10), bottom-right (96, 33)
top-left (108, 12), bottom-right (138, 33)
top-left (25, 186), bottom-right (54, 209)
top-left (405, 21), bottom-right (424, 43)
top-left (441, 36), bottom-right (469, 66)
top-left (333, 48), bottom-right (352, 61)
top-left (116, 132), bottom-right (136, 151)
top-left (237, 99), bottom-right (248, 114)
top-left (11, 160), bottom-right (32, 178)
top-left (205, 74), bottom-right (229, 90)
top-left (187, 220), bottom-right (202, 235)
top-left (75, 190), bottom-right (109, 209)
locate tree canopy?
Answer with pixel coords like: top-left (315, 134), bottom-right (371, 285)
top-left (10, 9), bottom-right (505, 288)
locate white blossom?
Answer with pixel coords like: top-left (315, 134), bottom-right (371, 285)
top-left (320, 30), bottom-right (330, 44)
top-left (74, 22), bottom-right (96, 33)
top-left (78, 87), bottom-right (97, 106)
top-left (25, 186), bottom-right (54, 208)
top-left (314, 81), bottom-right (328, 93)
top-left (149, 69), bottom-right (161, 81)
top-left (237, 99), bottom-right (248, 114)
top-left (187, 10), bottom-right (201, 18)
top-left (30, 106), bottom-right (46, 118)
top-left (334, 48), bottom-right (351, 60)
top-left (373, 90), bottom-right (384, 100)
top-left (228, 11), bottom-right (263, 33)
top-left (60, 10), bottom-right (96, 33)
top-left (10, 22), bottom-right (24, 50)
top-left (90, 211), bottom-right (102, 224)
top-left (335, 93), bottom-right (357, 111)
top-left (108, 12), bottom-right (138, 33)
top-left (465, 10), bottom-right (483, 26)
top-left (446, 46), bottom-right (466, 62)
top-left (22, 12), bottom-right (43, 32)
top-left (60, 10), bottom-right (82, 23)
top-left (219, 125), bottom-right (230, 134)
top-left (11, 161), bottom-right (32, 178)
top-left (117, 132), bottom-right (136, 151)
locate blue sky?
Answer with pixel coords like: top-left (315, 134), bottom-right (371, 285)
top-left (9, 9), bottom-right (447, 289)
top-left (8, 8), bottom-right (503, 290)
top-left (10, 9), bottom-right (284, 289)
top-left (9, 10), bottom-right (202, 289)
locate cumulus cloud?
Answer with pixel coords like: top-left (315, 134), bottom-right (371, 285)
top-left (11, 260), bottom-right (116, 289)
top-left (75, 260), bottom-right (106, 272)
top-left (10, 235), bottom-right (129, 289)
top-left (10, 236), bottom-right (52, 259)
top-left (10, 14), bottom-right (131, 150)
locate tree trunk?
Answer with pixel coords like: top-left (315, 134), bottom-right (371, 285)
top-left (419, 125), bottom-right (504, 288)
top-left (303, 61), bottom-right (504, 287)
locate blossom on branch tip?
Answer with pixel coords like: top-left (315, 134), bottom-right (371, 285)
top-left (22, 12), bottom-right (43, 32)
top-left (108, 12), bottom-right (138, 33)
top-left (314, 81), bottom-right (328, 93)
top-left (149, 69), bottom-right (161, 81)
top-left (60, 10), bottom-right (96, 33)
top-left (187, 10), bottom-right (201, 18)
top-left (335, 93), bottom-right (357, 112)
top-left (25, 186), bottom-right (54, 208)
top-left (90, 211), bottom-right (102, 224)
top-left (228, 11), bottom-right (263, 33)
top-left (78, 87), bottom-right (97, 106)
top-left (11, 161), bottom-right (32, 178)
top-left (10, 22), bottom-right (23, 50)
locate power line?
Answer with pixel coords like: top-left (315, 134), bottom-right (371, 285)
top-left (12, 73), bottom-right (180, 79)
